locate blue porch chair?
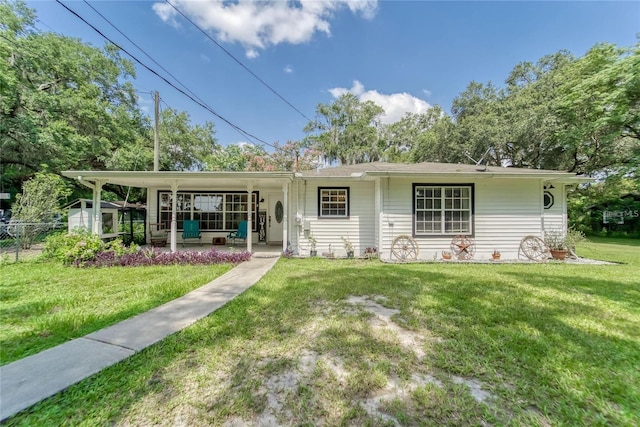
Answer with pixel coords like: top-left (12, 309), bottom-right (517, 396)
top-left (182, 220), bottom-right (202, 246)
top-left (227, 220), bottom-right (248, 245)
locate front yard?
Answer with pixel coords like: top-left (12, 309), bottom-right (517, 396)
top-left (3, 238), bottom-right (639, 425)
top-left (1, 263), bottom-right (233, 365)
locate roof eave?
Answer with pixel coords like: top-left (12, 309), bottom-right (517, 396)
top-left (62, 170), bottom-right (295, 179)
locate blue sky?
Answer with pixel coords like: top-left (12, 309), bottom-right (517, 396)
top-left (30, 1), bottom-right (639, 150)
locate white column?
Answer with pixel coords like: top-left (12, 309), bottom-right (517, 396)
top-left (247, 183), bottom-right (253, 253)
top-left (282, 182), bottom-right (289, 253)
top-left (93, 180), bottom-right (103, 236)
top-left (170, 181), bottom-right (178, 253)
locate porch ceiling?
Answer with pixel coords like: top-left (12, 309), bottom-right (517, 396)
top-left (61, 170), bottom-right (294, 189)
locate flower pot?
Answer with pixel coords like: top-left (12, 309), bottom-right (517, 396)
top-left (346, 250), bottom-right (354, 259)
top-left (492, 254), bottom-right (501, 260)
top-left (550, 249), bottom-right (568, 260)
top-left (442, 253), bottom-right (452, 260)
top-left (309, 249), bottom-right (317, 257)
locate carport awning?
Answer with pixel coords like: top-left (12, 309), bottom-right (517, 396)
top-left (61, 170), bottom-right (294, 189)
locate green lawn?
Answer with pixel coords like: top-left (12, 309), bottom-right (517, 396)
top-left (0, 261), bottom-right (233, 365)
top-left (4, 238), bottom-right (640, 426)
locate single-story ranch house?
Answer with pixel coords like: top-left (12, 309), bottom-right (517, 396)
top-left (62, 162), bottom-right (588, 260)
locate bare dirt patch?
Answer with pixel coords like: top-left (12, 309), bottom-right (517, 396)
top-left (220, 295), bottom-right (496, 426)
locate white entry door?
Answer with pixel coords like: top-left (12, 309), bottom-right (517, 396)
top-left (267, 193), bottom-right (284, 245)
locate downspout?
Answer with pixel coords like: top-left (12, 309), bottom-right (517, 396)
top-left (562, 184), bottom-right (568, 232)
top-left (375, 177), bottom-right (381, 257)
top-left (540, 179), bottom-right (545, 235)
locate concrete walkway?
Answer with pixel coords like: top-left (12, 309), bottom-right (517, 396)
top-left (0, 255), bottom-right (280, 421)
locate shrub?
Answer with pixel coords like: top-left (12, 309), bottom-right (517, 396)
top-left (43, 228), bottom-right (105, 264)
top-left (79, 247), bottom-right (252, 268)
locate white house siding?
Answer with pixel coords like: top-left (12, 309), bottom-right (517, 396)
top-left (290, 180), bottom-right (376, 257)
top-left (380, 177), bottom-right (546, 260)
top-left (542, 183), bottom-right (567, 232)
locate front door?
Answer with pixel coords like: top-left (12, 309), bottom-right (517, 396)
top-left (267, 193), bottom-right (284, 245)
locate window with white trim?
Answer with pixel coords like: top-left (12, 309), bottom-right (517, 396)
top-left (414, 185), bottom-right (473, 235)
top-left (318, 187), bottom-right (349, 218)
top-left (159, 191), bottom-right (257, 231)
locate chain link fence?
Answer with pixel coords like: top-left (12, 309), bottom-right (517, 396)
top-left (0, 221), bottom-right (67, 262)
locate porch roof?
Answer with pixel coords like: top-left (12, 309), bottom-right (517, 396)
top-left (61, 170), bottom-right (294, 189)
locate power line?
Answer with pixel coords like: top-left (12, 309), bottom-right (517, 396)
top-left (82, 0), bottom-right (211, 110)
top-left (164, 0), bottom-right (314, 123)
top-left (55, 0), bottom-right (274, 148)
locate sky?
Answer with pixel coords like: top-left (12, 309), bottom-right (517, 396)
top-left (28, 1), bottom-right (640, 150)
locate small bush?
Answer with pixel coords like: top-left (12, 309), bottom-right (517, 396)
top-left (79, 247), bottom-right (251, 268)
top-left (43, 228), bottom-right (105, 264)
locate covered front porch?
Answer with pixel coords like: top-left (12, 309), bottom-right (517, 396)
top-left (61, 170), bottom-right (295, 253)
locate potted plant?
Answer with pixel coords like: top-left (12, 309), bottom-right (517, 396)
top-left (364, 246), bottom-right (378, 260)
top-left (322, 243), bottom-right (335, 258)
top-left (342, 236), bottom-right (354, 258)
top-left (441, 250), bottom-right (452, 260)
top-left (492, 249), bottom-right (501, 260)
top-left (543, 228), bottom-right (568, 260)
top-left (308, 235), bottom-right (317, 257)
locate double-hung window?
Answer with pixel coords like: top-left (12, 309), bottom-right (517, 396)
top-left (414, 184), bottom-right (473, 236)
top-left (318, 187), bottom-right (349, 218)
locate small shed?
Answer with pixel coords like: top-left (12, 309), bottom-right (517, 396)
top-left (65, 199), bottom-right (122, 239)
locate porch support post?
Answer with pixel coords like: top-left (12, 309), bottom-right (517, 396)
top-left (246, 183), bottom-right (253, 253)
top-left (93, 180), bottom-right (103, 236)
top-left (282, 182), bottom-right (289, 253)
top-left (170, 181), bottom-right (178, 253)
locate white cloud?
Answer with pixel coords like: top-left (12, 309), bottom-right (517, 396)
top-left (152, 2), bottom-right (180, 28)
top-left (136, 93), bottom-right (153, 114)
top-left (329, 80), bottom-right (432, 124)
top-left (284, 65), bottom-right (293, 74)
top-left (153, 0), bottom-right (378, 57)
top-left (422, 89), bottom-right (432, 97)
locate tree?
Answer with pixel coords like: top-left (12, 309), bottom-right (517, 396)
top-left (381, 107), bottom-right (449, 163)
top-left (156, 108), bottom-right (218, 171)
top-left (304, 93), bottom-right (385, 165)
top-left (204, 144), bottom-right (270, 172)
top-left (408, 112), bottom-right (457, 163)
top-left (9, 172), bottom-right (71, 248)
top-left (1, 1), bottom-right (145, 191)
top-left (552, 42), bottom-right (640, 176)
top-left (268, 141), bottom-right (321, 171)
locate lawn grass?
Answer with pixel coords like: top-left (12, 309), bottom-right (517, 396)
top-left (0, 260), bottom-right (233, 365)
top-left (4, 239), bottom-right (639, 426)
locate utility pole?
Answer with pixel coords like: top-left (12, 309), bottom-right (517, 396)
top-left (153, 91), bottom-right (160, 171)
